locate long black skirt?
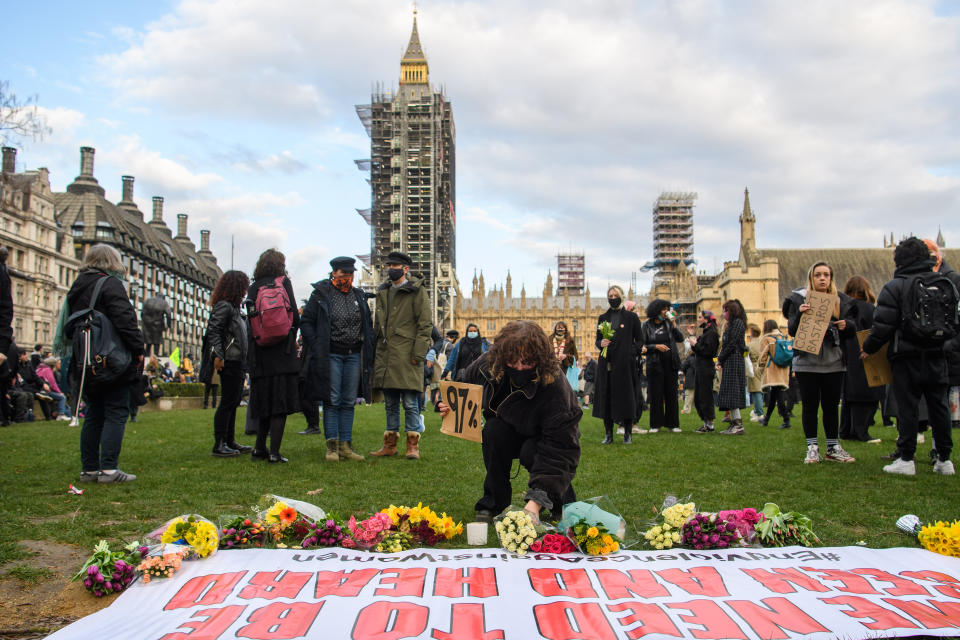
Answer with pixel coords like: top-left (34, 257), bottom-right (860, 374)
top-left (248, 373), bottom-right (301, 419)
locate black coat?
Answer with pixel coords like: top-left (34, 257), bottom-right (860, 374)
top-left (691, 325), bottom-right (720, 366)
top-left (300, 280), bottom-right (374, 404)
top-left (641, 318), bottom-right (684, 375)
top-left (199, 300), bottom-right (247, 384)
top-left (245, 276), bottom-right (300, 379)
top-left (841, 298), bottom-right (882, 402)
top-left (592, 308), bottom-right (643, 423)
top-left (461, 353), bottom-right (581, 508)
top-left (681, 354), bottom-right (697, 390)
top-left (0, 260), bottom-right (12, 355)
top-left (939, 261), bottom-right (960, 385)
top-left (862, 257), bottom-right (944, 358)
top-left (65, 269), bottom-right (144, 382)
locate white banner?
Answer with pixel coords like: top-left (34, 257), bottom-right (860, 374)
top-left (49, 546), bottom-right (960, 639)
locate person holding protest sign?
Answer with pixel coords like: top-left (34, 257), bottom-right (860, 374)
top-left (593, 285), bottom-right (644, 444)
top-left (784, 262), bottom-right (857, 464)
top-left (439, 320), bottom-right (581, 524)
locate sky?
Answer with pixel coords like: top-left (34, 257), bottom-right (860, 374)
top-left (5, 0), bottom-right (960, 304)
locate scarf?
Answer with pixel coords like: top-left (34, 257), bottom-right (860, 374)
top-left (553, 335), bottom-right (566, 360)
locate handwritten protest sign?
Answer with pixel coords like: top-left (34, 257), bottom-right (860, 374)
top-left (439, 381), bottom-right (483, 443)
top-left (794, 290), bottom-right (836, 354)
top-left (857, 329), bottom-right (893, 387)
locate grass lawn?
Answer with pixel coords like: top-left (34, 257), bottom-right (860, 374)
top-left (0, 403), bottom-right (954, 557)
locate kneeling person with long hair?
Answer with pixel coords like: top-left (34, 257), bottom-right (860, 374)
top-left (440, 320), bottom-right (582, 523)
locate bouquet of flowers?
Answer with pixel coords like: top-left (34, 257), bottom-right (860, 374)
top-left (153, 514), bottom-right (219, 559)
top-left (680, 513), bottom-right (741, 550)
top-left (495, 510), bottom-right (539, 555)
top-left (643, 497), bottom-right (695, 549)
top-left (380, 503), bottom-right (464, 546)
top-left (342, 513), bottom-right (393, 550)
top-left (753, 503), bottom-right (821, 547)
top-left (302, 518), bottom-right (347, 548)
top-left (377, 532), bottom-right (415, 553)
top-left (219, 517), bottom-right (267, 549)
top-left (917, 520), bottom-right (960, 558)
top-left (73, 540), bottom-right (149, 597)
top-left (261, 500), bottom-right (316, 546)
top-left (569, 519), bottom-right (621, 555)
top-left (530, 533), bottom-right (577, 554)
top-left (138, 548), bottom-right (189, 584)
top-left (598, 321), bottom-right (616, 359)
top-left (643, 523), bottom-right (681, 550)
top-left (718, 507), bottom-right (762, 545)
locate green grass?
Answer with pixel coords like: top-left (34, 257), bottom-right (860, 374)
top-left (2, 565), bottom-right (55, 583)
top-left (0, 405), bottom-right (953, 557)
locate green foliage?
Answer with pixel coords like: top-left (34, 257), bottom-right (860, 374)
top-left (156, 382), bottom-right (205, 397)
top-left (3, 566), bottom-right (55, 584)
top-left (0, 405), bottom-right (951, 554)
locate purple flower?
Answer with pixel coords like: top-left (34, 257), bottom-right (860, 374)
top-left (725, 523), bottom-right (737, 532)
top-left (718, 540), bottom-right (729, 548)
top-left (95, 574), bottom-right (104, 584)
top-left (709, 534), bottom-right (719, 544)
top-left (87, 565), bottom-right (99, 576)
top-left (104, 581), bottom-right (112, 590)
top-left (83, 578), bottom-right (93, 588)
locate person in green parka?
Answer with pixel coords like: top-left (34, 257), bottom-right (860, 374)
top-left (370, 251), bottom-right (433, 460)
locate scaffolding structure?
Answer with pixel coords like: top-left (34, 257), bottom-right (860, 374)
top-left (557, 252), bottom-right (585, 295)
top-left (651, 192), bottom-right (696, 269)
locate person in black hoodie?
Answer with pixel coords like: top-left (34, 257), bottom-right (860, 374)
top-left (199, 270), bottom-right (252, 457)
top-left (440, 320), bottom-right (581, 524)
top-left (60, 244), bottom-right (144, 483)
top-left (641, 299), bottom-right (685, 434)
top-left (688, 310), bottom-right (720, 432)
top-left (300, 256), bottom-right (374, 462)
top-left (862, 237), bottom-right (956, 476)
top-left (246, 249), bottom-right (301, 464)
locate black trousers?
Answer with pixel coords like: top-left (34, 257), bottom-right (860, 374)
top-left (203, 383), bottom-right (218, 409)
top-left (797, 371), bottom-right (844, 440)
top-left (763, 387), bottom-right (789, 424)
top-left (0, 378), bottom-right (11, 422)
top-left (693, 364), bottom-right (715, 422)
top-left (891, 355), bottom-right (952, 462)
top-left (213, 367), bottom-right (243, 443)
top-left (474, 416), bottom-right (575, 516)
top-left (648, 370), bottom-right (679, 429)
top-left (839, 400), bottom-right (878, 441)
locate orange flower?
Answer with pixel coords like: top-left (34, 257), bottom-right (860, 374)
top-left (279, 507), bottom-right (297, 525)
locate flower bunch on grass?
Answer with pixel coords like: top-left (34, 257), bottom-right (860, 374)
top-left (73, 540), bottom-right (148, 597)
top-left (680, 513), bottom-right (741, 550)
top-left (642, 499), bottom-right (694, 549)
top-left (380, 503), bottom-right (464, 546)
top-left (530, 533), bottom-right (577, 554)
top-left (219, 517), bottom-right (266, 549)
top-left (302, 519), bottom-right (346, 548)
top-left (753, 503), bottom-right (821, 547)
top-left (644, 523), bottom-right (681, 549)
top-left (377, 531), bottom-right (415, 553)
top-left (261, 501), bottom-right (315, 545)
top-left (342, 513), bottom-right (393, 550)
top-left (917, 520), bottom-right (960, 558)
top-left (718, 507), bottom-right (762, 544)
top-left (495, 510), bottom-right (538, 555)
top-left (569, 519), bottom-right (621, 555)
top-left (138, 549), bottom-right (188, 584)
top-left (661, 502), bottom-right (696, 528)
top-left (160, 515), bottom-right (219, 558)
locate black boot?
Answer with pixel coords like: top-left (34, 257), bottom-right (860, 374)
top-left (225, 422), bottom-right (252, 453)
top-left (212, 440), bottom-right (240, 457)
top-left (601, 422), bottom-right (613, 445)
top-left (623, 424), bottom-right (632, 444)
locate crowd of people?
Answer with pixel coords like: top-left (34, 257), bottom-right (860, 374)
top-left (0, 234), bottom-right (955, 520)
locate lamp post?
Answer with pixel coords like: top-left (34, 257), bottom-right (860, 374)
top-left (572, 318), bottom-right (579, 355)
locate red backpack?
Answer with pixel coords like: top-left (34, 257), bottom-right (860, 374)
top-left (250, 276), bottom-right (293, 347)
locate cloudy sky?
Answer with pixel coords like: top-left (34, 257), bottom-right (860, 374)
top-left (6, 0), bottom-right (960, 303)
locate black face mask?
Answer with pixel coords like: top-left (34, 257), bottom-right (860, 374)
top-left (505, 366), bottom-right (536, 388)
top-left (608, 297), bottom-right (621, 309)
top-left (387, 267), bottom-right (405, 282)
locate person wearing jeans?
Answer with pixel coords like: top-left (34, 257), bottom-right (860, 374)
top-left (301, 256), bottom-right (374, 462)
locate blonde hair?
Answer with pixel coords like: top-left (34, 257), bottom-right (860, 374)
top-left (81, 244), bottom-right (126, 276)
top-left (807, 262), bottom-right (840, 318)
top-left (607, 285), bottom-right (625, 298)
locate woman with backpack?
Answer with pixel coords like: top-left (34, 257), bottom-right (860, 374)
top-left (56, 244), bottom-right (144, 484)
top-left (784, 261), bottom-right (858, 464)
top-left (246, 249), bottom-right (300, 463)
top-left (757, 319), bottom-right (791, 429)
top-left (199, 270), bottom-right (252, 458)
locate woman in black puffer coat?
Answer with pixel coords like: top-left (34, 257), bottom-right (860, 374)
top-left (838, 276), bottom-right (882, 442)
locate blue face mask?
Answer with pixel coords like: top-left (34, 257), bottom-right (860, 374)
top-left (467, 331), bottom-right (479, 339)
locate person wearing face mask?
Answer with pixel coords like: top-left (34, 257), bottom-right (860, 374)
top-left (441, 323), bottom-right (489, 382)
top-left (301, 257), bottom-right (375, 462)
top-left (641, 299), bottom-right (685, 434)
top-left (593, 285), bottom-right (644, 444)
top-left (687, 310), bottom-right (720, 432)
top-left (715, 299), bottom-right (749, 436)
top-left (551, 321), bottom-right (579, 378)
top-left (371, 251), bottom-right (433, 460)
top-left (439, 320), bottom-right (581, 524)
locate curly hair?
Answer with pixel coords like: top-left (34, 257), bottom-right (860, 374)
top-left (253, 248), bottom-right (286, 280)
top-left (209, 270), bottom-right (250, 307)
top-left (487, 320), bottom-right (557, 386)
top-left (646, 298), bottom-right (671, 320)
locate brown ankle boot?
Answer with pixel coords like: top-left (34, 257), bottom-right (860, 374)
top-left (405, 432), bottom-right (421, 460)
top-left (370, 431), bottom-right (399, 457)
top-left (325, 439), bottom-right (339, 462)
top-left (338, 440), bottom-right (365, 461)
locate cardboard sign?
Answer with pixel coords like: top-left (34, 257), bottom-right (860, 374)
top-left (439, 381), bottom-right (483, 443)
top-left (793, 290), bottom-right (836, 354)
top-left (857, 329), bottom-right (893, 387)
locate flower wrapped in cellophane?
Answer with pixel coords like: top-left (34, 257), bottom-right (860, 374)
top-left (495, 509), bottom-right (540, 555)
top-left (642, 494), bottom-right (695, 550)
top-left (380, 503), bottom-right (463, 546)
top-left (73, 540), bottom-right (149, 597)
top-left (148, 514), bottom-right (219, 559)
top-left (257, 495), bottom-right (325, 546)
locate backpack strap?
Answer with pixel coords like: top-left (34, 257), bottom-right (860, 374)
top-left (87, 276), bottom-right (110, 314)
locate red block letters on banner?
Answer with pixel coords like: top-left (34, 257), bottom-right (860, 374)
top-left (655, 568), bottom-right (730, 597)
top-left (534, 602), bottom-right (617, 640)
top-left (314, 569), bottom-right (380, 597)
top-left (800, 567), bottom-right (883, 595)
top-left (238, 571), bottom-right (313, 600)
top-left (595, 569), bottom-right (671, 599)
top-left (159, 605), bottom-right (246, 640)
top-left (433, 567), bottom-right (499, 598)
top-left (164, 572), bottom-right (248, 610)
top-left (430, 603), bottom-right (505, 640)
top-left (742, 568), bottom-right (831, 594)
top-left (352, 601), bottom-right (429, 640)
top-left (900, 571), bottom-right (960, 598)
top-left (725, 597), bottom-right (829, 639)
top-left (820, 596), bottom-right (919, 631)
top-left (664, 600), bottom-right (747, 640)
top-left (883, 598), bottom-right (960, 630)
top-left (374, 568), bottom-right (427, 597)
top-left (851, 569), bottom-right (930, 596)
top-left (606, 602), bottom-right (682, 639)
top-left (529, 568), bottom-right (598, 598)
top-left (236, 602), bottom-right (325, 639)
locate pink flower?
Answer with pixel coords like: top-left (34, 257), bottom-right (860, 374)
top-left (347, 515), bottom-right (359, 534)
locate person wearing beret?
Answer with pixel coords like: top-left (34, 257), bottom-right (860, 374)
top-left (370, 251), bottom-right (433, 460)
top-left (301, 256), bottom-right (374, 462)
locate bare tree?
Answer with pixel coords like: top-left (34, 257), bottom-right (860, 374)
top-left (0, 81), bottom-right (52, 146)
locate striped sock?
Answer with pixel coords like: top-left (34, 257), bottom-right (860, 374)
top-left (806, 438), bottom-right (818, 447)
top-left (826, 439), bottom-right (839, 449)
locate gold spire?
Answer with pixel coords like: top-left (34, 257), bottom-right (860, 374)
top-left (400, 8), bottom-right (429, 85)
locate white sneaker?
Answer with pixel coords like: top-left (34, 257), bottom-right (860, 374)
top-left (68, 417), bottom-right (80, 427)
top-left (649, 428), bottom-right (660, 433)
top-left (804, 444), bottom-right (821, 464)
top-left (670, 427), bottom-right (682, 433)
top-left (933, 460), bottom-right (955, 475)
top-left (57, 415), bottom-right (72, 422)
top-left (883, 459), bottom-right (916, 476)
top-left (636, 429), bottom-right (649, 434)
